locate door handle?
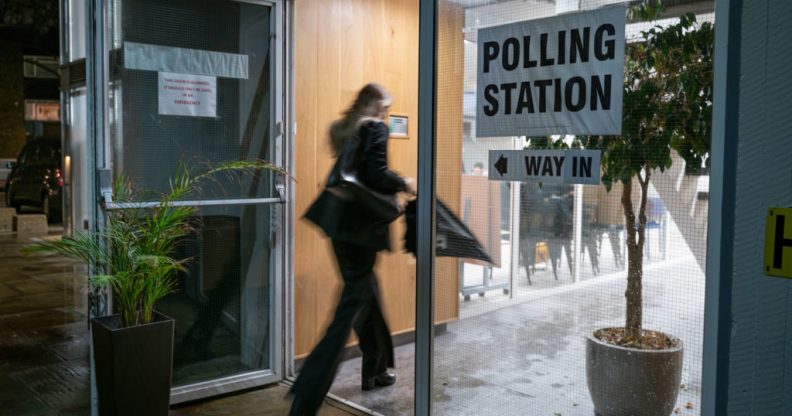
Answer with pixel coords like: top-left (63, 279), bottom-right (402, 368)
top-left (101, 197), bottom-right (285, 211)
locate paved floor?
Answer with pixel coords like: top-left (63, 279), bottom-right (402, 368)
top-left (331, 251), bottom-right (705, 416)
top-left (0, 231), bottom-right (91, 416)
top-left (0, 219), bottom-right (704, 416)
top-left (0, 230), bottom-right (357, 416)
top-left (171, 383), bottom-right (362, 416)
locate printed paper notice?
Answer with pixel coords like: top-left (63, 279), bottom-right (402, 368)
top-left (158, 72), bottom-right (217, 117)
top-left (476, 6), bottom-right (625, 137)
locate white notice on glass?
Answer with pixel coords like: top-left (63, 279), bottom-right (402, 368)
top-left (158, 72), bottom-right (217, 117)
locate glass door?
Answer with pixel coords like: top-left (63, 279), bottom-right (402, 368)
top-left (100, 0), bottom-right (286, 403)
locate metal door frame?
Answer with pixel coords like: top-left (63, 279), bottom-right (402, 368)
top-left (82, 0), bottom-right (290, 404)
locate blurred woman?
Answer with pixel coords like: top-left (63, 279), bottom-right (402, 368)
top-left (290, 83), bottom-right (414, 416)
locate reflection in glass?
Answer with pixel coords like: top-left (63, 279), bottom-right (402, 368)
top-left (109, 0), bottom-right (273, 200)
top-left (434, 1), bottom-right (713, 415)
top-left (158, 204), bottom-right (273, 386)
top-left (105, 0), bottom-right (277, 389)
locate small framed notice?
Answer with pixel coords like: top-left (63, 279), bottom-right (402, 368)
top-left (389, 114), bottom-right (409, 138)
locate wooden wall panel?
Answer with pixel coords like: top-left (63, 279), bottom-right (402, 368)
top-left (293, 0), bottom-right (321, 357)
top-left (293, 0), bottom-right (464, 357)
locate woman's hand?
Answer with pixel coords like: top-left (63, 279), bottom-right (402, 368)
top-left (403, 177), bottom-right (416, 196)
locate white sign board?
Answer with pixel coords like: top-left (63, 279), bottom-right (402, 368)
top-left (389, 115), bottom-right (408, 137)
top-left (158, 72), bottom-right (217, 118)
top-left (488, 149), bottom-right (601, 184)
top-left (477, 6), bottom-right (625, 137)
top-left (126, 42), bottom-right (249, 79)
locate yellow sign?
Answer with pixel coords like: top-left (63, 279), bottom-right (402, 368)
top-left (765, 208), bottom-right (792, 279)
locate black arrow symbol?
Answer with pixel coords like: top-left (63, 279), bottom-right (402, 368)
top-left (495, 155), bottom-right (508, 176)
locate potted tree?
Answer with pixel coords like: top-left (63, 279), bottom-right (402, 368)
top-left (528, 3), bottom-right (713, 414)
top-left (26, 160), bottom-right (283, 416)
top-left (582, 5), bottom-right (714, 416)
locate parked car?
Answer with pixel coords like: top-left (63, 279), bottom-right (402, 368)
top-left (0, 158), bottom-right (14, 191)
top-left (5, 137), bottom-right (63, 223)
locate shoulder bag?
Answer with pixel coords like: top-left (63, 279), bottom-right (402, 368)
top-left (326, 135), bottom-right (403, 223)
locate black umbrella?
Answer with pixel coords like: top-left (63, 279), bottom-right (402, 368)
top-left (404, 198), bottom-right (493, 264)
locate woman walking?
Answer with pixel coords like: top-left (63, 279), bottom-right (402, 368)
top-left (290, 83), bottom-right (414, 416)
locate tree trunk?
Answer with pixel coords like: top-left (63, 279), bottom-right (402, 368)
top-left (622, 170), bottom-right (650, 342)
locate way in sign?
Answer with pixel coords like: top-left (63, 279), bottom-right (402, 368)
top-left (488, 149), bottom-right (601, 185)
top-left (524, 155), bottom-right (592, 178)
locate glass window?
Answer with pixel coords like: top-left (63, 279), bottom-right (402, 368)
top-left (430, 1), bottom-right (714, 415)
top-left (157, 203), bottom-right (275, 386)
top-left (108, 0), bottom-right (274, 201)
top-left (289, 2), bottom-right (420, 414)
top-left (102, 0), bottom-right (280, 396)
top-left (69, 0), bottom-right (86, 60)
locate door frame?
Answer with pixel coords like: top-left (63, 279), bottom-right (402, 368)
top-left (168, 1), bottom-right (290, 401)
top-left (81, 0), bottom-right (291, 405)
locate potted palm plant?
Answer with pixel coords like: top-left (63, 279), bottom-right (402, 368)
top-left (26, 160), bottom-right (283, 416)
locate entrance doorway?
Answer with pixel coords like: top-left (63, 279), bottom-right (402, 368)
top-left (65, 0), bottom-right (288, 404)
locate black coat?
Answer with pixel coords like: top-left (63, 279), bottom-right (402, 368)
top-left (304, 121), bottom-right (405, 252)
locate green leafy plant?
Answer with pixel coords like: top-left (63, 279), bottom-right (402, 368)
top-left (26, 160), bottom-right (285, 328)
top-left (530, 3), bottom-right (714, 345)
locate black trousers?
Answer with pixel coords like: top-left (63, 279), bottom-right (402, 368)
top-left (289, 240), bottom-right (395, 416)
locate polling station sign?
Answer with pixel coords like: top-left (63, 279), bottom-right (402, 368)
top-left (477, 6), bottom-right (625, 137)
top-left (488, 149), bottom-right (601, 185)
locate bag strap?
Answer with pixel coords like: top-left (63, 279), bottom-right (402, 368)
top-left (327, 121), bottom-right (375, 187)
top-left (326, 135), bottom-right (360, 188)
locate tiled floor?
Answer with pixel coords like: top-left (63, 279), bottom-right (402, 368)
top-left (171, 384), bottom-right (363, 416)
top-left (0, 211), bottom-right (705, 416)
top-left (330, 251), bottom-right (705, 416)
top-left (0, 229), bottom-right (356, 416)
top-left (0, 231), bottom-right (91, 416)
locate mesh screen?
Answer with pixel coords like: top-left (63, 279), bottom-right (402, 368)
top-left (109, 0), bottom-right (274, 201)
top-left (432, 1), bottom-right (714, 415)
top-left (105, 0), bottom-right (277, 389)
top-left (156, 203), bottom-right (275, 386)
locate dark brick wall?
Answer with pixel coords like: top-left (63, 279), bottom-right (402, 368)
top-left (0, 42), bottom-right (26, 159)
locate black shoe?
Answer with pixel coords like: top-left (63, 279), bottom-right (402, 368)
top-left (362, 371), bottom-right (396, 391)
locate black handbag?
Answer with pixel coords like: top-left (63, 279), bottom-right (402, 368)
top-left (325, 135), bottom-right (402, 223)
top-left (303, 188), bottom-right (348, 239)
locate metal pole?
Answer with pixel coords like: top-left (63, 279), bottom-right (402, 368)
top-left (573, 184), bottom-right (583, 283)
top-left (702, 0), bottom-right (742, 414)
top-left (510, 137), bottom-right (522, 294)
top-left (415, 0), bottom-right (437, 415)
top-left (102, 197), bottom-right (284, 210)
top-left (509, 180), bottom-right (520, 298)
top-left (86, 1), bottom-right (106, 414)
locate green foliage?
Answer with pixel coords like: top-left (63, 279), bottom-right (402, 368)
top-left (627, 0), bottom-right (664, 22)
top-left (527, 4), bottom-right (714, 342)
top-left (583, 12), bottom-right (714, 189)
top-left (26, 160), bottom-right (283, 328)
top-left (0, 0), bottom-right (59, 34)
top-left (530, 9), bottom-right (714, 186)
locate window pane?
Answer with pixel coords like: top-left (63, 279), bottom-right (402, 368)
top-left (108, 0), bottom-right (274, 201)
top-left (432, 1), bottom-right (714, 414)
top-left (69, 0), bottom-right (86, 60)
top-left (157, 203), bottom-right (275, 386)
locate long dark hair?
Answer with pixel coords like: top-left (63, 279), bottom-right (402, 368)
top-left (329, 83), bottom-right (392, 156)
